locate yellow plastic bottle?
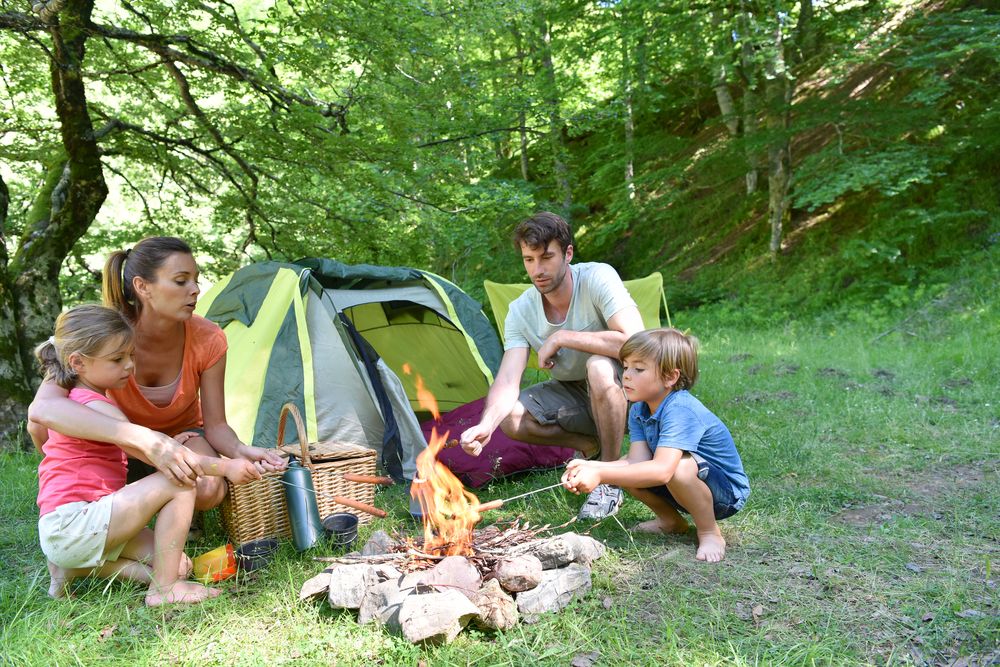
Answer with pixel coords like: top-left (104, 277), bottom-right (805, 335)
top-left (192, 544), bottom-right (236, 584)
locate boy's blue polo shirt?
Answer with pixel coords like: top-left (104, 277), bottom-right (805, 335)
top-left (628, 390), bottom-right (750, 510)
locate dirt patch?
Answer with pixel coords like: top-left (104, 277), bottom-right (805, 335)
top-left (872, 368), bottom-right (896, 381)
top-left (817, 367), bottom-right (850, 379)
top-left (834, 502), bottom-right (932, 528)
top-left (731, 391), bottom-right (797, 404)
top-left (835, 462), bottom-right (996, 527)
top-left (943, 377), bottom-right (974, 389)
top-left (746, 364), bottom-right (764, 376)
top-left (775, 363), bottom-right (800, 377)
top-left (728, 353), bottom-right (753, 363)
top-left (903, 462), bottom-right (993, 497)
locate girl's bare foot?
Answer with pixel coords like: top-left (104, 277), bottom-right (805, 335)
top-left (145, 580), bottom-right (221, 606)
top-left (633, 518), bottom-right (689, 535)
top-left (695, 531), bottom-right (726, 562)
top-left (178, 553), bottom-right (193, 579)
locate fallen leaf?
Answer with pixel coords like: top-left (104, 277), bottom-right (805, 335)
top-left (905, 563), bottom-right (923, 573)
top-left (98, 625), bottom-right (116, 641)
top-left (752, 604), bottom-right (765, 622)
top-left (571, 651), bottom-right (600, 667)
top-left (602, 596), bottom-right (613, 610)
top-left (955, 609), bottom-right (986, 619)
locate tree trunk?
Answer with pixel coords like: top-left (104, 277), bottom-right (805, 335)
top-left (0, 0), bottom-right (108, 438)
top-left (621, 11), bottom-right (636, 201)
top-left (512, 26), bottom-right (530, 182)
top-left (0, 172), bottom-right (33, 443)
top-left (536, 16), bottom-right (572, 219)
top-left (711, 8), bottom-right (740, 138)
top-left (763, 20), bottom-right (793, 257)
top-left (737, 5), bottom-right (761, 194)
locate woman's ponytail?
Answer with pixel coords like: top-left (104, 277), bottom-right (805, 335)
top-left (102, 250), bottom-right (135, 321)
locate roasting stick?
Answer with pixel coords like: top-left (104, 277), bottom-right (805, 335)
top-left (275, 478), bottom-right (388, 518)
top-left (477, 482), bottom-right (566, 512)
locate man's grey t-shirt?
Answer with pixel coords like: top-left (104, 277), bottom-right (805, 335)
top-left (504, 262), bottom-right (636, 382)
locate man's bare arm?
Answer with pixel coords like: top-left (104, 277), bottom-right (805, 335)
top-left (538, 305), bottom-right (644, 366)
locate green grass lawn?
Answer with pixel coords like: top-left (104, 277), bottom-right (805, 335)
top-left (1, 283), bottom-right (997, 666)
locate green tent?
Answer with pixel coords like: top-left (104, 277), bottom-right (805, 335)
top-left (195, 259), bottom-right (501, 480)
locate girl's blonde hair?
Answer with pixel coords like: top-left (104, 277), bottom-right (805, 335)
top-left (34, 304), bottom-right (134, 389)
top-left (619, 328), bottom-right (699, 391)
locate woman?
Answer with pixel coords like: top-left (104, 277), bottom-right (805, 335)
top-left (29, 237), bottom-right (284, 509)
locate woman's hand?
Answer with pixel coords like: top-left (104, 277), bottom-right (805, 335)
top-left (144, 431), bottom-right (203, 487)
top-left (237, 446), bottom-right (287, 472)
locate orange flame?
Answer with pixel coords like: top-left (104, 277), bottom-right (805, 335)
top-left (407, 371), bottom-right (481, 556)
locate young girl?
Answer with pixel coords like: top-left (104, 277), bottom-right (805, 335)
top-left (35, 304), bottom-right (260, 605)
top-left (562, 328), bottom-right (750, 562)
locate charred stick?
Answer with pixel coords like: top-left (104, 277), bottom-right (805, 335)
top-left (276, 478), bottom-right (388, 518)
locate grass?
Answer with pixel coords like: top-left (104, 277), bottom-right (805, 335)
top-left (1, 280), bottom-right (998, 666)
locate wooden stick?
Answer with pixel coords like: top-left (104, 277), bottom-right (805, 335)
top-left (341, 473), bottom-right (394, 486)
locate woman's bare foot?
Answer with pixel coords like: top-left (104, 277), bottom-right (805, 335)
top-left (178, 553), bottom-right (193, 579)
top-left (695, 530), bottom-right (726, 562)
top-left (47, 561), bottom-right (89, 599)
top-left (145, 580), bottom-right (221, 606)
top-left (633, 518), bottom-right (690, 535)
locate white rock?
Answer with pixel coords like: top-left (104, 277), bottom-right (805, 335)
top-left (515, 563), bottom-right (592, 617)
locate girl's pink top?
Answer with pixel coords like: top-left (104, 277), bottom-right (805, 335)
top-left (37, 387), bottom-right (128, 516)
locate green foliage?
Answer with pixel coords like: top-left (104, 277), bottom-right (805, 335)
top-left (793, 145), bottom-right (946, 211)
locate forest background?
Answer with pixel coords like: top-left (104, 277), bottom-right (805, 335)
top-left (1, 0), bottom-right (998, 432)
top-left (1, 2), bottom-right (998, 664)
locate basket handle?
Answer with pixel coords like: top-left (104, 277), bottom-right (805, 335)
top-left (276, 403), bottom-right (312, 467)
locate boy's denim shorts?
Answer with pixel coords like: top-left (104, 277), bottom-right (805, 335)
top-left (644, 459), bottom-right (740, 520)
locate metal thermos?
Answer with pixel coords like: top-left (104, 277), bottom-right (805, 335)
top-left (282, 456), bottom-right (323, 551)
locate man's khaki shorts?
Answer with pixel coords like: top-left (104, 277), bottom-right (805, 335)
top-left (518, 360), bottom-right (624, 436)
top-left (39, 494), bottom-right (127, 569)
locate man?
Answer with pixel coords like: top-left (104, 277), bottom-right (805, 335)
top-left (460, 212), bottom-right (644, 519)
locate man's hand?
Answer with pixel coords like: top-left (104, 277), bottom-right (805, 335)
top-left (562, 462), bottom-right (602, 495)
top-left (237, 446), bottom-right (287, 473)
top-left (146, 433), bottom-right (203, 487)
top-left (459, 422), bottom-right (494, 457)
top-left (537, 332), bottom-right (563, 369)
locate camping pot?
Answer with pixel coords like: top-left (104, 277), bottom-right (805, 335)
top-left (322, 513), bottom-right (359, 549)
top-left (283, 456), bottom-right (324, 551)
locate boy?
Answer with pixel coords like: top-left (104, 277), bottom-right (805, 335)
top-left (562, 328), bottom-right (749, 562)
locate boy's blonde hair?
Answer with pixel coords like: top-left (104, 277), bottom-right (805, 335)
top-left (619, 328), bottom-right (699, 391)
top-left (34, 304), bottom-right (134, 389)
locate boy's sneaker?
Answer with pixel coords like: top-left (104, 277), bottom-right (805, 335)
top-left (577, 484), bottom-right (624, 520)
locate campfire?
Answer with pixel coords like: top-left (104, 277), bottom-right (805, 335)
top-left (298, 372), bottom-right (607, 644)
top-left (408, 371), bottom-right (483, 557)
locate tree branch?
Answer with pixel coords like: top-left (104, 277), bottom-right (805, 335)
top-left (417, 126), bottom-right (544, 148)
top-left (86, 20), bottom-right (350, 123)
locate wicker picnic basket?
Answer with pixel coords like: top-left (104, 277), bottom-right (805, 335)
top-left (220, 403), bottom-right (378, 544)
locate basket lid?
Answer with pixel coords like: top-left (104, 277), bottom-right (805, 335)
top-left (278, 440), bottom-right (376, 462)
